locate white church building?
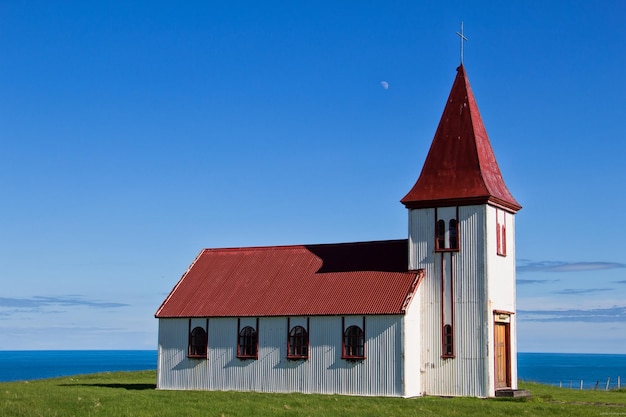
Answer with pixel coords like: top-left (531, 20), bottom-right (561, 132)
top-left (155, 64), bottom-right (522, 397)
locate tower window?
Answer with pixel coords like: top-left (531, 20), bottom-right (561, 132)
top-left (436, 219), bottom-right (446, 250)
top-left (287, 325), bottom-right (309, 359)
top-left (443, 324), bottom-right (454, 357)
top-left (496, 210), bottom-right (507, 256)
top-left (449, 219), bottom-right (458, 249)
top-left (435, 208), bottom-right (459, 252)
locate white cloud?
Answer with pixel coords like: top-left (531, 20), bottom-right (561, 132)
top-left (517, 260), bottom-right (626, 273)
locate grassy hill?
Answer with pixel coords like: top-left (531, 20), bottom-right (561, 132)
top-left (2, 371), bottom-right (626, 416)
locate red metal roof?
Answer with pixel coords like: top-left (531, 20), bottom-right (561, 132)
top-left (155, 240), bottom-right (422, 318)
top-left (401, 65), bottom-right (521, 213)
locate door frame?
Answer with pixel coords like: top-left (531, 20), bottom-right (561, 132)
top-left (493, 312), bottom-right (512, 389)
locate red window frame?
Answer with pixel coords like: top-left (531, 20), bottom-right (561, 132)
top-left (436, 219), bottom-right (446, 250)
top-left (237, 318), bottom-right (259, 360)
top-left (342, 316), bottom-right (365, 360)
top-left (449, 219), bottom-right (458, 250)
top-left (442, 324), bottom-right (454, 358)
top-left (287, 325), bottom-right (309, 360)
top-left (497, 211), bottom-right (507, 257)
top-left (187, 319), bottom-right (209, 359)
top-left (434, 207), bottom-right (460, 252)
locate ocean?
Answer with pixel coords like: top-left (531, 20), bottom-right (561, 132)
top-left (0, 350), bottom-right (157, 383)
top-left (518, 352), bottom-right (626, 390)
top-left (1, 350), bottom-right (625, 390)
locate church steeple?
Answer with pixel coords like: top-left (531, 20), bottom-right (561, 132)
top-left (401, 65), bottom-right (521, 213)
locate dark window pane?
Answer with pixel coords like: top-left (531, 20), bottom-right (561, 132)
top-left (443, 324), bottom-right (453, 356)
top-left (239, 326), bottom-right (257, 358)
top-left (343, 325), bottom-right (364, 358)
top-left (189, 326), bottom-right (207, 357)
top-left (437, 219), bottom-right (446, 249)
top-left (449, 219), bottom-right (458, 249)
top-left (288, 326), bottom-right (309, 358)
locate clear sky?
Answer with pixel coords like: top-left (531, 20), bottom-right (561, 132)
top-left (1, 1), bottom-right (625, 353)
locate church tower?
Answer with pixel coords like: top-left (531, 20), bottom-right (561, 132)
top-left (401, 64), bottom-right (521, 397)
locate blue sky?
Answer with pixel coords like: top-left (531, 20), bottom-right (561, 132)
top-left (1, 1), bottom-right (625, 353)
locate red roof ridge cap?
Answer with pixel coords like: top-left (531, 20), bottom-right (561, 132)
top-left (401, 269), bottom-right (425, 313)
top-left (201, 244), bottom-right (306, 253)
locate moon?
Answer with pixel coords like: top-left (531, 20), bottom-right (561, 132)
top-left (380, 81), bottom-right (389, 90)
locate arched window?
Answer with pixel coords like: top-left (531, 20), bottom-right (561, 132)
top-left (436, 219), bottom-right (446, 249)
top-left (237, 326), bottom-right (258, 359)
top-left (342, 325), bottom-right (365, 359)
top-left (188, 326), bottom-right (207, 358)
top-left (449, 219), bottom-right (458, 249)
top-left (287, 326), bottom-right (309, 359)
top-left (435, 208), bottom-right (459, 252)
top-left (443, 324), bottom-right (453, 357)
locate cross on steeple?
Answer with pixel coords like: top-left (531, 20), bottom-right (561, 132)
top-left (456, 22), bottom-right (468, 64)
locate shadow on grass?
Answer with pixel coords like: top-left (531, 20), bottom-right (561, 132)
top-left (59, 383), bottom-right (156, 391)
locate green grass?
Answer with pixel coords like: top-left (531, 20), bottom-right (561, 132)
top-left (2, 372), bottom-right (626, 417)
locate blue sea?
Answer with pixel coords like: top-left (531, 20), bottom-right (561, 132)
top-left (0, 350), bottom-right (157, 383)
top-left (0, 350), bottom-right (625, 390)
top-left (518, 352), bottom-right (626, 390)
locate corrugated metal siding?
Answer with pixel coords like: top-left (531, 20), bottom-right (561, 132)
top-left (486, 206), bottom-right (518, 391)
top-left (409, 208), bottom-right (434, 271)
top-left (402, 288), bottom-right (422, 397)
top-left (411, 205), bottom-right (490, 397)
top-left (509, 214), bottom-right (518, 389)
top-left (157, 315), bottom-right (405, 396)
top-left (487, 206), bottom-right (516, 311)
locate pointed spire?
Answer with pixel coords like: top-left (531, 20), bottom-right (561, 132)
top-left (401, 65), bottom-right (521, 213)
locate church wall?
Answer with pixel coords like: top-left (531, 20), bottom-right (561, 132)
top-left (157, 315), bottom-right (405, 396)
top-left (408, 208), bottom-right (434, 271)
top-left (456, 205), bottom-right (489, 396)
top-left (402, 285), bottom-right (422, 397)
top-left (409, 205), bottom-right (490, 397)
top-left (486, 206), bottom-right (516, 311)
top-left (485, 205), bottom-right (518, 391)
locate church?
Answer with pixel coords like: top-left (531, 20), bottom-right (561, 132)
top-left (155, 63), bottom-right (522, 398)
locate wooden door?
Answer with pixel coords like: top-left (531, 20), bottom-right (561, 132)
top-left (494, 322), bottom-right (511, 389)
